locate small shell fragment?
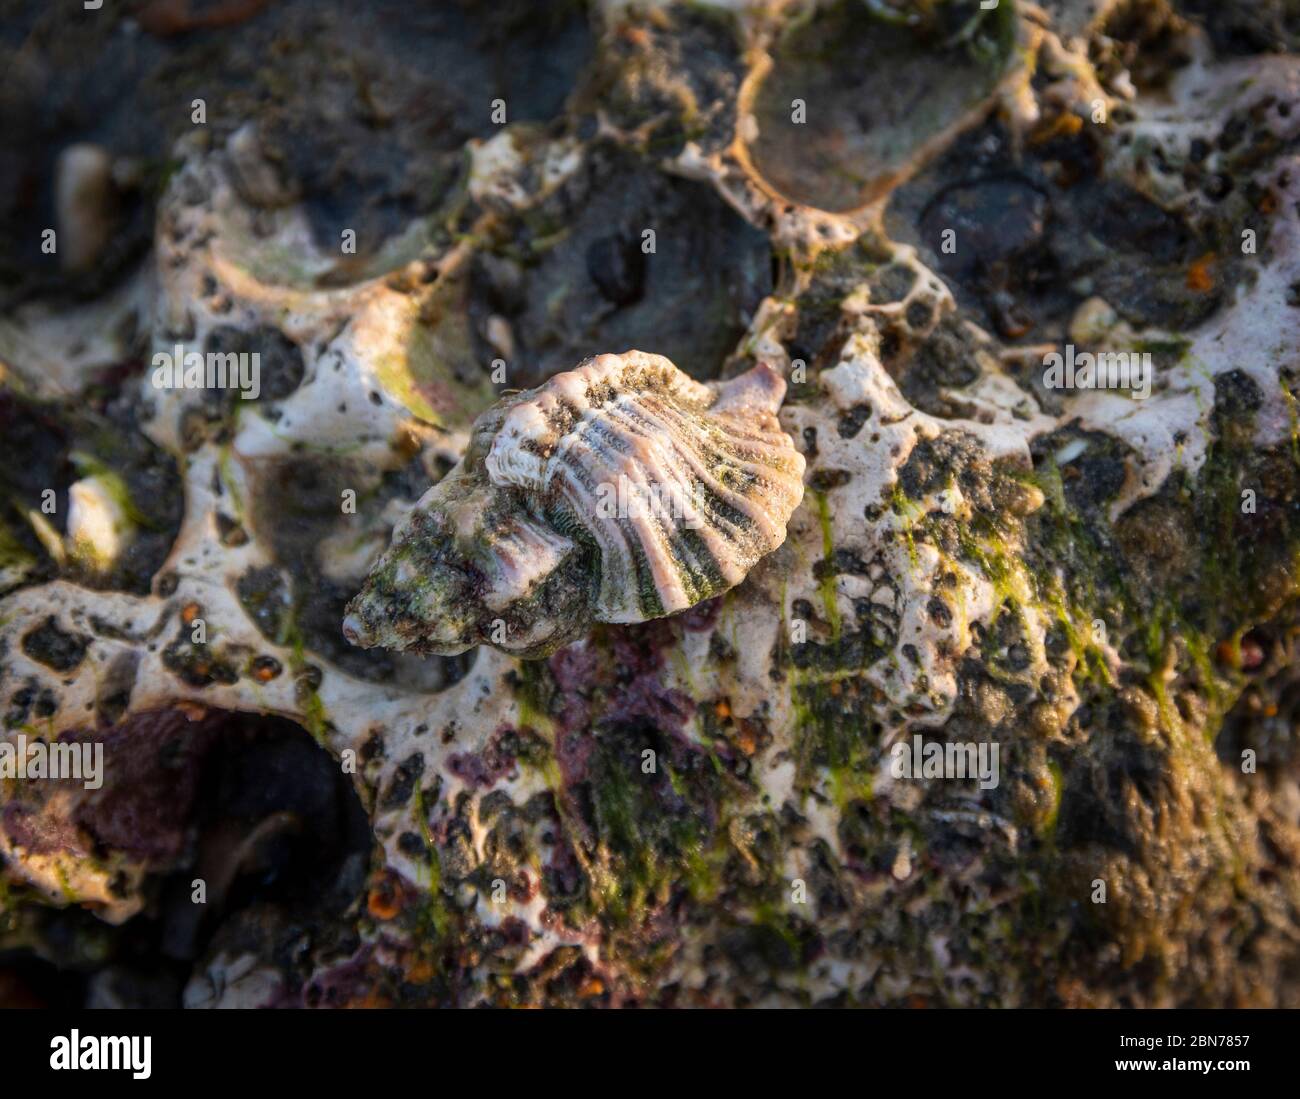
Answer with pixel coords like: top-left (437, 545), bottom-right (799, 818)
top-left (343, 351), bottom-right (805, 657)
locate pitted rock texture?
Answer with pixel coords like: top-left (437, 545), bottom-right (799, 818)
top-left (1, 0), bottom-right (1299, 1008)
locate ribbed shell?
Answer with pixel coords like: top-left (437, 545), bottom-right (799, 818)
top-left (484, 352), bottom-right (805, 622)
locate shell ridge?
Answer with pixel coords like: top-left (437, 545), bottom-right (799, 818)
top-left (597, 400), bottom-right (747, 551)
top-left (553, 443), bottom-right (642, 620)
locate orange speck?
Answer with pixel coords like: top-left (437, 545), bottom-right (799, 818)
top-left (355, 990), bottom-right (393, 1009)
top-left (580, 977), bottom-right (605, 998)
top-left (1187, 253), bottom-right (1216, 293)
top-left (714, 699), bottom-right (731, 721)
top-left (618, 25), bottom-right (651, 48)
top-left (405, 956), bottom-right (435, 984)
top-left (736, 723), bottom-right (758, 757)
top-left (1030, 112), bottom-right (1083, 146)
top-left (1215, 640), bottom-right (1239, 668)
top-left (367, 878), bottom-right (402, 921)
top-left (181, 602), bottom-right (201, 625)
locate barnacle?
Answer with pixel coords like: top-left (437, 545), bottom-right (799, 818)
top-left (343, 352), bottom-right (805, 657)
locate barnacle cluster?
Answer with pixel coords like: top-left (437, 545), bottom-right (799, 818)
top-left (1, 0), bottom-right (1299, 1009)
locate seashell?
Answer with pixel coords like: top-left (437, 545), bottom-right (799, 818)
top-left (342, 351), bottom-right (805, 657)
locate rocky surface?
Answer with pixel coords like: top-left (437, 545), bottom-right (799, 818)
top-left (1, 0), bottom-right (1298, 1007)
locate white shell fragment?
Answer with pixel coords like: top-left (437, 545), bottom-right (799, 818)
top-left (67, 474), bottom-right (134, 573)
top-left (343, 351), bottom-right (805, 657)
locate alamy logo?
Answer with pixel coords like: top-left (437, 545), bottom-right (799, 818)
top-left (890, 734), bottom-right (1000, 790)
top-left (50, 1031), bottom-right (151, 1079)
top-left (0, 734), bottom-right (103, 790)
top-left (151, 343), bottom-right (261, 400)
top-left (1043, 344), bottom-right (1152, 400)
top-left (594, 474), bottom-right (704, 530)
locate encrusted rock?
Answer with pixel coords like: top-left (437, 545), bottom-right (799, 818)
top-left (1, 0), bottom-right (1299, 1011)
